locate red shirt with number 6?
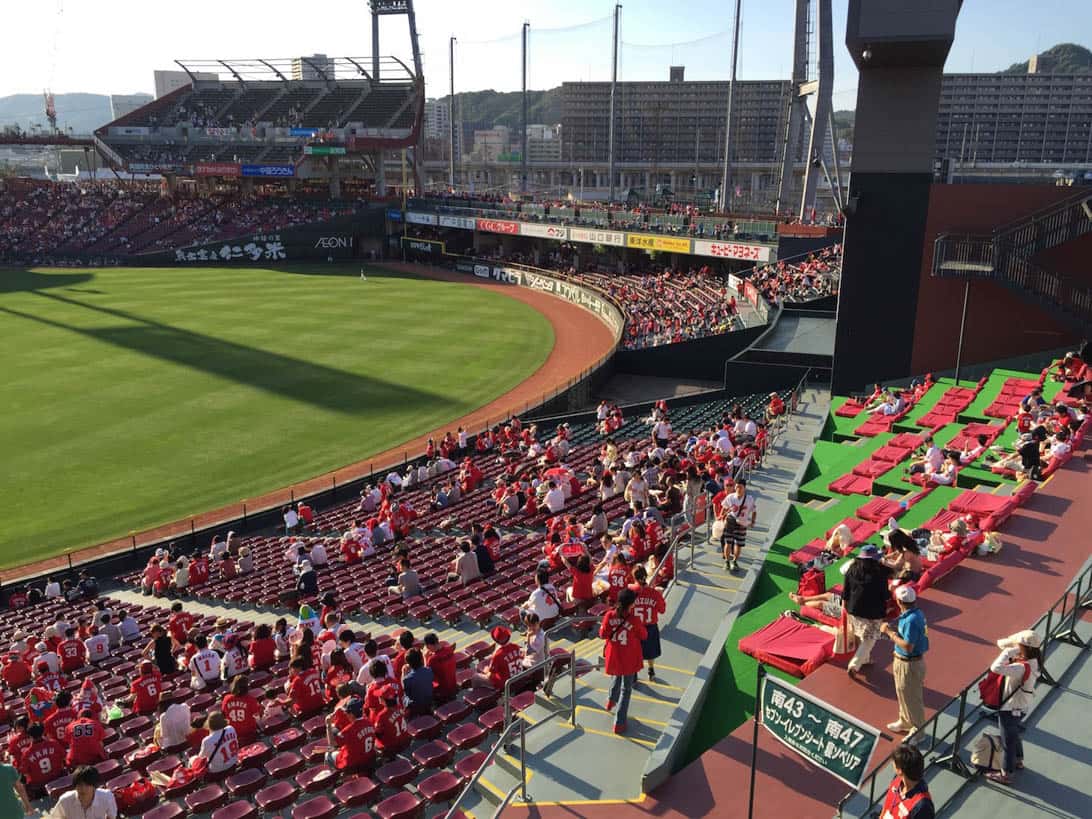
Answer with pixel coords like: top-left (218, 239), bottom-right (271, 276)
top-left (599, 609), bottom-right (647, 676)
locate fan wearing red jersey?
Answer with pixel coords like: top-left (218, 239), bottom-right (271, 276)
top-left (285, 658), bottom-right (325, 717)
top-left (129, 662), bottom-right (163, 715)
top-left (629, 566), bottom-right (667, 680)
top-left (373, 685), bottom-right (410, 755)
top-left (56, 628), bottom-right (87, 674)
top-left (472, 627), bottom-right (524, 691)
top-left (7, 716), bottom-right (33, 768)
top-left (221, 675), bottom-right (262, 744)
top-left (43, 691), bottom-right (77, 746)
top-left (325, 697), bottom-right (377, 772)
top-left (599, 588), bottom-right (647, 734)
top-left (64, 710), bottom-right (106, 767)
top-left (18, 723), bottom-right (66, 796)
top-left (423, 633), bottom-right (458, 701)
top-left (167, 603), bottom-right (196, 648)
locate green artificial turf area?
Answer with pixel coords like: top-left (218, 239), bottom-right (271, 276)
top-left (1, 264), bottom-right (554, 567)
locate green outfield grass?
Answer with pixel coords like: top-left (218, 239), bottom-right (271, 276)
top-left (0, 264), bottom-right (554, 568)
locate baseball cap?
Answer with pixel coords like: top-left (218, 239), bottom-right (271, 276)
top-left (858, 545), bottom-right (881, 560)
top-left (894, 585), bottom-right (917, 604)
top-left (490, 626), bottom-right (511, 645)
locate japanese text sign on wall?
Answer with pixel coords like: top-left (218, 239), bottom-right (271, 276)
top-left (759, 674), bottom-right (880, 790)
top-left (625, 233), bottom-right (692, 254)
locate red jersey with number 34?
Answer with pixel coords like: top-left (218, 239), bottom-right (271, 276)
top-left (599, 611), bottom-right (648, 676)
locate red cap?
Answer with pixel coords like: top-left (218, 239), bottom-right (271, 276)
top-left (491, 626), bottom-right (511, 645)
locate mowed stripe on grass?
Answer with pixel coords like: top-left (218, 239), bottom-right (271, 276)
top-left (0, 264), bottom-right (553, 566)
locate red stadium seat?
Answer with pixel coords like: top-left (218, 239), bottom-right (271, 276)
top-left (185, 784), bottom-right (226, 814)
top-left (255, 781), bottom-right (299, 812)
top-left (376, 758), bottom-right (416, 788)
top-left (210, 802), bottom-right (258, 819)
top-left (291, 796), bottom-right (339, 819)
top-left (418, 770), bottom-right (463, 803)
top-left (375, 791), bottom-right (424, 819)
top-left (333, 776), bottom-right (380, 807)
top-left (141, 803), bottom-right (184, 819)
top-left (295, 764), bottom-right (338, 792)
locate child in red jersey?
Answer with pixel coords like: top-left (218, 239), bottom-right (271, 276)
top-left (599, 588), bottom-right (647, 734)
top-left (423, 633), bottom-right (458, 701)
top-left (43, 691), bottom-right (77, 746)
top-left (373, 685), bottom-right (410, 755)
top-left (472, 627), bottom-right (523, 691)
top-left (326, 697), bottom-right (377, 772)
top-left (167, 602), bottom-right (195, 649)
top-left (629, 566), bottom-right (667, 680)
top-left (248, 624), bottom-right (277, 671)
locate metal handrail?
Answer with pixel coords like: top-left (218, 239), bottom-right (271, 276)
top-left (501, 649), bottom-right (578, 732)
top-left (444, 717), bottom-right (527, 819)
top-left (836, 558), bottom-right (1092, 817)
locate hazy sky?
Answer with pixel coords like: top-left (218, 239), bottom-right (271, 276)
top-left (2, 0), bottom-right (1088, 112)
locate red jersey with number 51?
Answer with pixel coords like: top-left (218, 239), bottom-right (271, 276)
top-left (628, 584), bottom-right (666, 626)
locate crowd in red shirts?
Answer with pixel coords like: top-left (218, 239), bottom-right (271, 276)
top-left (748, 243), bottom-right (842, 305)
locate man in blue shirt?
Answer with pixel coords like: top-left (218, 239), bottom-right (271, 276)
top-left (881, 585), bottom-right (929, 739)
top-left (402, 648), bottom-right (434, 716)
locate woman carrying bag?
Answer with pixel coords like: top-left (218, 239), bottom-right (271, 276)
top-left (599, 588), bottom-right (647, 735)
top-left (986, 630), bottom-right (1041, 785)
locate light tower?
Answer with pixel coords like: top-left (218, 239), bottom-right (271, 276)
top-left (368, 0), bottom-right (424, 193)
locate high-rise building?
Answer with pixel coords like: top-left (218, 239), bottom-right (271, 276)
top-left (291, 54), bottom-right (335, 81)
top-left (935, 72), bottom-right (1092, 165)
top-left (424, 99), bottom-right (450, 141)
top-left (153, 69), bottom-right (218, 99)
top-left (560, 78), bottom-right (798, 165)
top-left (110, 94), bottom-right (153, 120)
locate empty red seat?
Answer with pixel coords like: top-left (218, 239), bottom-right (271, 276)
top-left (291, 795), bottom-right (339, 819)
top-left (333, 776), bottom-right (380, 807)
top-left (225, 767), bottom-right (267, 796)
top-left (375, 758), bottom-right (416, 788)
top-left (43, 774), bottom-right (72, 801)
top-left (375, 791), bottom-right (424, 819)
top-left (407, 714), bottom-right (440, 741)
top-left (237, 742), bottom-right (273, 769)
top-left (301, 715), bottom-right (326, 736)
top-left (462, 687), bottom-right (500, 711)
top-left (479, 705), bottom-right (505, 733)
top-left (255, 781), bottom-right (298, 812)
top-left (210, 801), bottom-right (258, 819)
top-left (411, 740), bottom-right (453, 769)
top-left (454, 751), bottom-right (487, 780)
top-left (418, 770), bottom-right (463, 803)
top-left (295, 764), bottom-right (338, 792)
top-left (448, 722), bottom-right (488, 750)
top-left (434, 700), bottom-right (471, 725)
top-left (265, 751), bottom-right (305, 779)
top-left (300, 739), bottom-right (329, 763)
top-left (141, 803), bottom-right (185, 819)
top-left (185, 784), bottom-right (226, 814)
top-left (271, 726), bottom-right (306, 750)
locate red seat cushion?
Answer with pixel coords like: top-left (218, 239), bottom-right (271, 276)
top-left (852, 459), bottom-right (893, 478)
top-left (454, 751), bottom-right (488, 780)
top-left (265, 751), bottom-right (305, 779)
top-left (407, 715), bottom-right (440, 741)
top-left (142, 803), bottom-right (185, 819)
top-left (872, 445), bottom-right (912, 464)
top-left (855, 497), bottom-right (904, 523)
top-left (828, 474), bottom-right (873, 496)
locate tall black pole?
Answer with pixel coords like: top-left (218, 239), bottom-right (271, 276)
top-left (608, 3), bottom-right (621, 203)
top-left (720, 0), bottom-right (742, 212)
top-left (748, 663), bottom-right (765, 819)
top-left (521, 22), bottom-right (529, 195)
top-left (449, 36), bottom-right (456, 190)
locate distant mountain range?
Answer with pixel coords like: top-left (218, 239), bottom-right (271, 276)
top-left (1001, 43), bottom-right (1092, 74)
top-left (0, 93), bottom-right (150, 134)
top-left (435, 88), bottom-right (563, 129)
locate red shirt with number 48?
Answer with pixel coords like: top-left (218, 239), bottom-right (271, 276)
top-left (599, 610), bottom-right (648, 676)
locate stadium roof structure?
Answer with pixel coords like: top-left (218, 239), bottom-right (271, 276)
top-left (174, 55), bottom-right (416, 85)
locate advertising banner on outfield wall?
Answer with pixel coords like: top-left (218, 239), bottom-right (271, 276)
top-left (241, 164), bottom-right (295, 178)
top-left (625, 233), bottom-right (692, 254)
top-left (406, 211), bottom-right (438, 225)
top-left (569, 227), bottom-right (626, 247)
top-left (401, 236), bottom-right (444, 259)
top-left (692, 238), bottom-right (772, 263)
top-left (519, 223), bottom-right (568, 240)
top-left (194, 162), bottom-right (242, 177)
top-left (439, 215), bottom-right (476, 230)
top-left (476, 218), bottom-right (520, 235)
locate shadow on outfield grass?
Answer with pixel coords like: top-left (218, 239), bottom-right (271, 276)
top-left (0, 289), bottom-right (456, 416)
top-left (0, 268), bottom-right (94, 293)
